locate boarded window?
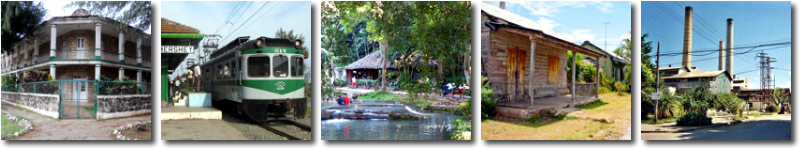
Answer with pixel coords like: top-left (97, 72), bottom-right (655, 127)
top-left (548, 56), bottom-right (558, 83)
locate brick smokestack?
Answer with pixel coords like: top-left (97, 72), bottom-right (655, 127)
top-left (682, 6), bottom-right (693, 67)
top-left (719, 40), bottom-right (724, 70)
top-left (726, 18), bottom-right (734, 74)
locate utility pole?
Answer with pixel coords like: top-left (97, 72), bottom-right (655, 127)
top-left (604, 22), bottom-right (610, 51)
top-left (654, 42), bottom-right (660, 123)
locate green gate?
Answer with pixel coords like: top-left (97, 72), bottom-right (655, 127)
top-left (59, 80), bottom-right (98, 119)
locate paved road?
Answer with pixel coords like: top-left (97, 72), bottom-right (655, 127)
top-left (643, 114), bottom-right (791, 140)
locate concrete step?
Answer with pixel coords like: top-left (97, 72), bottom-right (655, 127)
top-left (161, 106), bottom-right (222, 120)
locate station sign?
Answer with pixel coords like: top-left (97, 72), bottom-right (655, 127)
top-left (162, 45), bottom-right (195, 54)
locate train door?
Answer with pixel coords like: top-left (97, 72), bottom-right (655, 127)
top-left (233, 59), bottom-right (242, 102)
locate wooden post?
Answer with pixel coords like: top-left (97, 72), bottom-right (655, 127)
top-left (655, 42), bottom-right (660, 122)
top-left (596, 56), bottom-right (600, 99)
top-left (529, 37), bottom-right (536, 108)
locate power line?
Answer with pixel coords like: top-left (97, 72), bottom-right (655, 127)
top-left (221, 1), bottom-right (271, 43)
top-left (659, 44), bottom-right (789, 66)
top-left (647, 41), bottom-right (790, 57)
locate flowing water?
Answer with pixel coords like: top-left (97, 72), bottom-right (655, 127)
top-left (321, 100), bottom-right (462, 140)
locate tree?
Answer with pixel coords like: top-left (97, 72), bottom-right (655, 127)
top-left (613, 33), bottom-right (632, 60)
top-left (1, 1), bottom-right (46, 53)
top-left (324, 1), bottom-right (470, 91)
top-left (771, 89), bottom-right (790, 114)
top-left (66, 1), bottom-right (151, 31)
top-left (275, 27), bottom-right (307, 51)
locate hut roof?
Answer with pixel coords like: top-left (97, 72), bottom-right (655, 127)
top-left (344, 50), bottom-right (396, 70)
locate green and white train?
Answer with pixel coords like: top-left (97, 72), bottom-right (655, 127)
top-left (201, 36), bottom-right (306, 122)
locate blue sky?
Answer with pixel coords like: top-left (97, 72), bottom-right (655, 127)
top-left (485, 1), bottom-right (632, 52)
top-left (642, 1), bottom-right (790, 88)
top-left (162, 1), bottom-right (311, 77)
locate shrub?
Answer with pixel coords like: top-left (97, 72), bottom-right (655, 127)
top-left (676, 111), bottom-right (712, 126)
top-left (766, 104), bottom-right (779, 113)
top-left (480, 77), bottom-right (498, 119)
top-left (333, 78), bottom-right (347, 87)
top-left (614, 81), bottom-right (628, 95)
top-left (714, 93), bottom-right (744, 116)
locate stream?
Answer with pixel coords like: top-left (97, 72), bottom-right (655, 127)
top-left (321, 100), bottom-right (462, 140)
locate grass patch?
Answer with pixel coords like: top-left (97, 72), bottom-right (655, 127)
top-left (83, 105), bottom-right (97, 117)
top-left (574, 100), bottom-right (609, 110)
top-left (360, 90), bottom-right (434, 109)
top-left (641, 117), bottom-right (678, 124)
top-left (1, 114), bottom-right (24, 138)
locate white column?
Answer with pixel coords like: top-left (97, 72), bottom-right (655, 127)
top-left (528, 38), bottom-right (536, 108)
top-left (49, 64), bottom-right (56, 78)
top-left (34, 39), bottom-right (39, 63)
top-left (95, 64), bottom-right (101, 81)
top-left (136, 36), bottom-right (142, 66)
top-left (119, 67), bottom-right (124, 80)
top-left (119, 31), bottom-right (125, 63)
top-left (95, 23), bottom-right (102, 59)
top-left (136, 70), bottom-right (142, 82)
top-left (571, 51), bottom-right (576, 103)
top-left (22, 41), bottom-right (28, 66)
top-left (50, 24), bottom-right (56, 60)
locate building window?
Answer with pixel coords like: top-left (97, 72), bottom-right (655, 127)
top-left (548, 56), bottom-right (558, 83)
top-left (77, 37), bottom-right (85, 49)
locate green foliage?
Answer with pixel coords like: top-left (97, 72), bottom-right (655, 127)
top-left (2, 74), bottom-right (19, 85)
top-left (322, 1), bottom-right (471, 90)
top-left (681, 85), bottom-right (714, 115)
top-left (713, 93), bottom-right (744, 116)
top-left (99, 76), bottom-right (141, 95)
top-left (275, 28), bottom-right (308, 52)
top-left (2, 1), bottom-right (46, 53)
top-left (360, 90), bottom-right (398, 100)
top-left (66, 1), bottom-right (151, 31)
top-left (574, 100), bottom-right (608, 110)
top-left (480, 77), bottom-right (498, 119)
top-left (656, 90), bottom-right (682, 119)
top-left (356, 79), bottom-right (379, 87)
top-left (450, 118), bottom-right (471, 140)
top-left (614, 81), bottom-right (628, 95)
top-left (770, 89), bottom-right (790, 114)
top-left (676, 111), bottom-right (712, 126)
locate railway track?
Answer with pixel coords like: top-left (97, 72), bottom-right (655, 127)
top-left (258, 120), bottom-right (311, 140)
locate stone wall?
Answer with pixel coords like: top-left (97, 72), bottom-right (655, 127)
top-left (97, 94), bottom-right (151, 119)
top-left (1, 92), bottom-right (60, 118)
top-left (574, 83), bottom-right (598, 97)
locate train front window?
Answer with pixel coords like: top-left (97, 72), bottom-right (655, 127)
top-left (247, 56), bottom-right (270, 77)
top-left (291, 56), bottom-right (303, 77)
top-left (273, 55), bottom-right (288, 78)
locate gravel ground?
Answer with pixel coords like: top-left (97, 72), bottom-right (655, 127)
top-left (221, 112), bottom-right (287, 140)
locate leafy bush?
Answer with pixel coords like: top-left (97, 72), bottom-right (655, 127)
top-left (99, 76), bottom-right (142, 95)
top-left (333, 78), bottom-right (347, 87)
top-left (676, 111), bottom-right (712, 126)
top-left (21, 69), bottom-right (57, 93)
top-left (481, 77), bottom-right (498, 119)
top-left (656, 90), bottom-right (682, 119)
top-left (714, 93), bottom-right (744, 116)
top-left (356, 79), bottom-right (378, 87)
top-left (614, 81), bottom-right (628, 94)
top-left (766, 104), bottom-right (779, 113)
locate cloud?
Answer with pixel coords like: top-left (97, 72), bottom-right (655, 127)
top-left (510, 1), bottom-right (613, 17)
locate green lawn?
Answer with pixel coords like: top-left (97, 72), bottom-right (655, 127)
top-left (1, 114), bottom-right (24, 138)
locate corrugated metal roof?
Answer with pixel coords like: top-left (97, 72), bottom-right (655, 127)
top-left (662, 70), bottom-right (729, 79)
top-left (481, 2), bottom-right (542, 33)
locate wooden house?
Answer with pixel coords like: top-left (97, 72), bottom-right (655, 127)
top-left (481, 2), bottom-right (605, 118)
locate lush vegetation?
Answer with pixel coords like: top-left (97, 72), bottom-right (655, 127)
top-left (480, 77), bottom-right (498, 119)
top-left (66, 1), bottom-right (151, 31)
top-left (676, 111), bottom-right (712, 126)
top-left (322, 1), bottom-right (471, 92)
top-left (2, 1), bottom-right (46, 53)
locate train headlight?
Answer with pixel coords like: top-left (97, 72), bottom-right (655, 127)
top-left (256, 39), bottom-right (265, 48)
top-left (294, 40), bottom-right (302, 49)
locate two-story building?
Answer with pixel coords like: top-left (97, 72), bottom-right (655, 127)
top-left (1, 9), bottom-right (152, 119)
